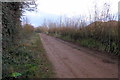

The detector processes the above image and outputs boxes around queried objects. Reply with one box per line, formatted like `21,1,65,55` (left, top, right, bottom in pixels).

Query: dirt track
40,33,118,78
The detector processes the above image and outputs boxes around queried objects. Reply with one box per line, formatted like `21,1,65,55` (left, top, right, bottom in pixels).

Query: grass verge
50,33,119,55
3,33,54,78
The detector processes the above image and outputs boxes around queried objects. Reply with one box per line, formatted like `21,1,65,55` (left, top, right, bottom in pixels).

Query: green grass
3,33,54,78
77,38,105,51
60,36,75,42
53,34,119,55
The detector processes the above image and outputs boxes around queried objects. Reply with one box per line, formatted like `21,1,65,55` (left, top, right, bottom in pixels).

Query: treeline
2,1,53,78
2,1,37,78
2,1,36,50
2,2,22,50
46,20,119,55
36,3,119,55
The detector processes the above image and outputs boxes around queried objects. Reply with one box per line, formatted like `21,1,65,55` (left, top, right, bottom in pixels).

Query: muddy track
39,33,118,78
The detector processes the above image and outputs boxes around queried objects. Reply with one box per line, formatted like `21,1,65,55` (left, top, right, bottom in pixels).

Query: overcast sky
22,0,120,27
